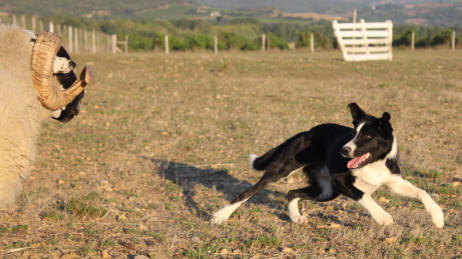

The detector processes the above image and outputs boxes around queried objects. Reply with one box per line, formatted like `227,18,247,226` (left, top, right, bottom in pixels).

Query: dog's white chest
352,161,394,193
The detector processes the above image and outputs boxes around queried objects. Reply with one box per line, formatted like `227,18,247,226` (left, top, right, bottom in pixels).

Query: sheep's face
50,47,86,123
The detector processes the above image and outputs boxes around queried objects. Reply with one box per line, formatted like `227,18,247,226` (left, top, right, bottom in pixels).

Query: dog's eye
363,134,373,140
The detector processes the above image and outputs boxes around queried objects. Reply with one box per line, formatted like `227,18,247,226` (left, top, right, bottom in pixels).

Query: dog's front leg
358,194,394,226
386,178,444,228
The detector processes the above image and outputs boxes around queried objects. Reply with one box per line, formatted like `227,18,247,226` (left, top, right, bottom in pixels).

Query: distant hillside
189,0,373,13
0,0,184,17
190,0,462,26
1,0,462,26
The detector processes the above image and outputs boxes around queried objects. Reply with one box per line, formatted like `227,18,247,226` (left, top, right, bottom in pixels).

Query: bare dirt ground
1,50,461,258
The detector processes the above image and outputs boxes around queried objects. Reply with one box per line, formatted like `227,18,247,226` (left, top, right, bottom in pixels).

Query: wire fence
0,13,112,54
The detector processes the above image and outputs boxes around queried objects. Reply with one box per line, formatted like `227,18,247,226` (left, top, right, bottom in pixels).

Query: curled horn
31,32,91,110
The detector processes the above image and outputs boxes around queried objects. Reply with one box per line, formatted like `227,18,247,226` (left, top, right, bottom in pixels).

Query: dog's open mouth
347,153,371,169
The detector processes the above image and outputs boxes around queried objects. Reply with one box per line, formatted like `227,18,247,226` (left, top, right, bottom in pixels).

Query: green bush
267,32,288,50
185,33,214,50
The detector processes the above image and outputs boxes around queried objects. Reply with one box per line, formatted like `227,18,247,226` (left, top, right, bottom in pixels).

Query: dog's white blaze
343,122,365,156
288,198,306,223
211,198,249,224
316,166,333,200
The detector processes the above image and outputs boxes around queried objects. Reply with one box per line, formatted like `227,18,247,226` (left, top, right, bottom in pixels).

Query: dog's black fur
212,103,444,227
233,103,396,204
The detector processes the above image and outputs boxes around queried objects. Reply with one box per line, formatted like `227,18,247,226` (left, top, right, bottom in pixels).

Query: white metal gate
333,19,393,61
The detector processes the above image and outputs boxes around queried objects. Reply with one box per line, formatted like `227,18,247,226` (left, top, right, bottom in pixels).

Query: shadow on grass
141,157,288,221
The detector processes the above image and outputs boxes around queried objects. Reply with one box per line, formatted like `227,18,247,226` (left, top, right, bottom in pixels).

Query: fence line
1,13,457,55
0,14,112,54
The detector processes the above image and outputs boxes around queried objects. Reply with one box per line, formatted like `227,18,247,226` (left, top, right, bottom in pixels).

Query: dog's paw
376,213,394,226
290,214,307,224
431,207,444,228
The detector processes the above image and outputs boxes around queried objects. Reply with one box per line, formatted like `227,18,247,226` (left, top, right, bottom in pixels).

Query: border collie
212,103,444,228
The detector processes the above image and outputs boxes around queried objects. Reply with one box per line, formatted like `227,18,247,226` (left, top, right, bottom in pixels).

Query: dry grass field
1,50,461,258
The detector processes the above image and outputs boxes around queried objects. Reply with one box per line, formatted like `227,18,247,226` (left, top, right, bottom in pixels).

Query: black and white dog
212,103,444,228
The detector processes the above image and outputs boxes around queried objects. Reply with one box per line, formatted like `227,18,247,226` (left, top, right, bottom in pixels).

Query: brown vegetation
1,50,461,258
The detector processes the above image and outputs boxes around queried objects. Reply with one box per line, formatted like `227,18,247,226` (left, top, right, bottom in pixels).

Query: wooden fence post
31,16,36,32
353,8,357,23
49,21,54,33
39,20,44,33
12,15,17,26
57,23,61,36
74,27,79,53
63,26,67,48
92,30,96,53
165,34,169,54
451,30,456,50
214,35,218,54
124,35,128,53
111,34,117,53
68,25,73,53
411,31,415,51
261,34,266,52
21,15,26,28
310,33,314,53
84,30,88,52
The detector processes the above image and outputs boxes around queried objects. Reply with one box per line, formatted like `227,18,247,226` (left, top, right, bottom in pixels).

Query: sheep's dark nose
340,147,351,157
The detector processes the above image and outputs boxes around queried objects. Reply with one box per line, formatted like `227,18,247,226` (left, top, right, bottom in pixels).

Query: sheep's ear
348,103,366,123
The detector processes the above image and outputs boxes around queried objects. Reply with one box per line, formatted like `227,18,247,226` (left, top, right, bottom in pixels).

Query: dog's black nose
340,147,351,157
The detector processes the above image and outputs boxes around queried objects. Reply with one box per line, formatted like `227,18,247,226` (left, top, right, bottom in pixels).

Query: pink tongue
347,153,369,169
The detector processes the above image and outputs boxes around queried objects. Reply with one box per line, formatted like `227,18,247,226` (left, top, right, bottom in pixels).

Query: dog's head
341,103,396,169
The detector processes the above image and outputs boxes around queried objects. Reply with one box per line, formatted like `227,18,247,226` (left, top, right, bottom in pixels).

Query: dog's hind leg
211,170,282,224
386,178,444,228
287,186,339,223
287,166,339,223
212,162,301,224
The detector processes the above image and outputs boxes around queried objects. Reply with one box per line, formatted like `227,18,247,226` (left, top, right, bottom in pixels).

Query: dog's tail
249,145,281,171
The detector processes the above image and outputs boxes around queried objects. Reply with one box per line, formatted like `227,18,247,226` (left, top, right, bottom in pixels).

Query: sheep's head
31,32,91,122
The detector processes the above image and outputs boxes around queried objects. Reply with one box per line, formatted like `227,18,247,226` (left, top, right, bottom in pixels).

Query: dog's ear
348,103,366,124
378,112,393,133
381,112,391,123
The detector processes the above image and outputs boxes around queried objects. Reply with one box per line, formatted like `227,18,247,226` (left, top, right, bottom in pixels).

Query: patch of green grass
438,184,461,195
183,237,238,258
102,239,116,247
244,234,281,249
61,197,107,218
12,240,27,248
149,231,167,243
123,228,142,235
77,245,98,256
41,209,65,221
11,224,28,233
164,202,177,210
420,169,443,181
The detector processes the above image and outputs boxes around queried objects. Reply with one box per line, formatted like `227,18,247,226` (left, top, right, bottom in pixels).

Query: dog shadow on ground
141,157,290,221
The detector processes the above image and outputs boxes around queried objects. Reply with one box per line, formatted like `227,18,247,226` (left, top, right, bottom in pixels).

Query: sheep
0,25,91,209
